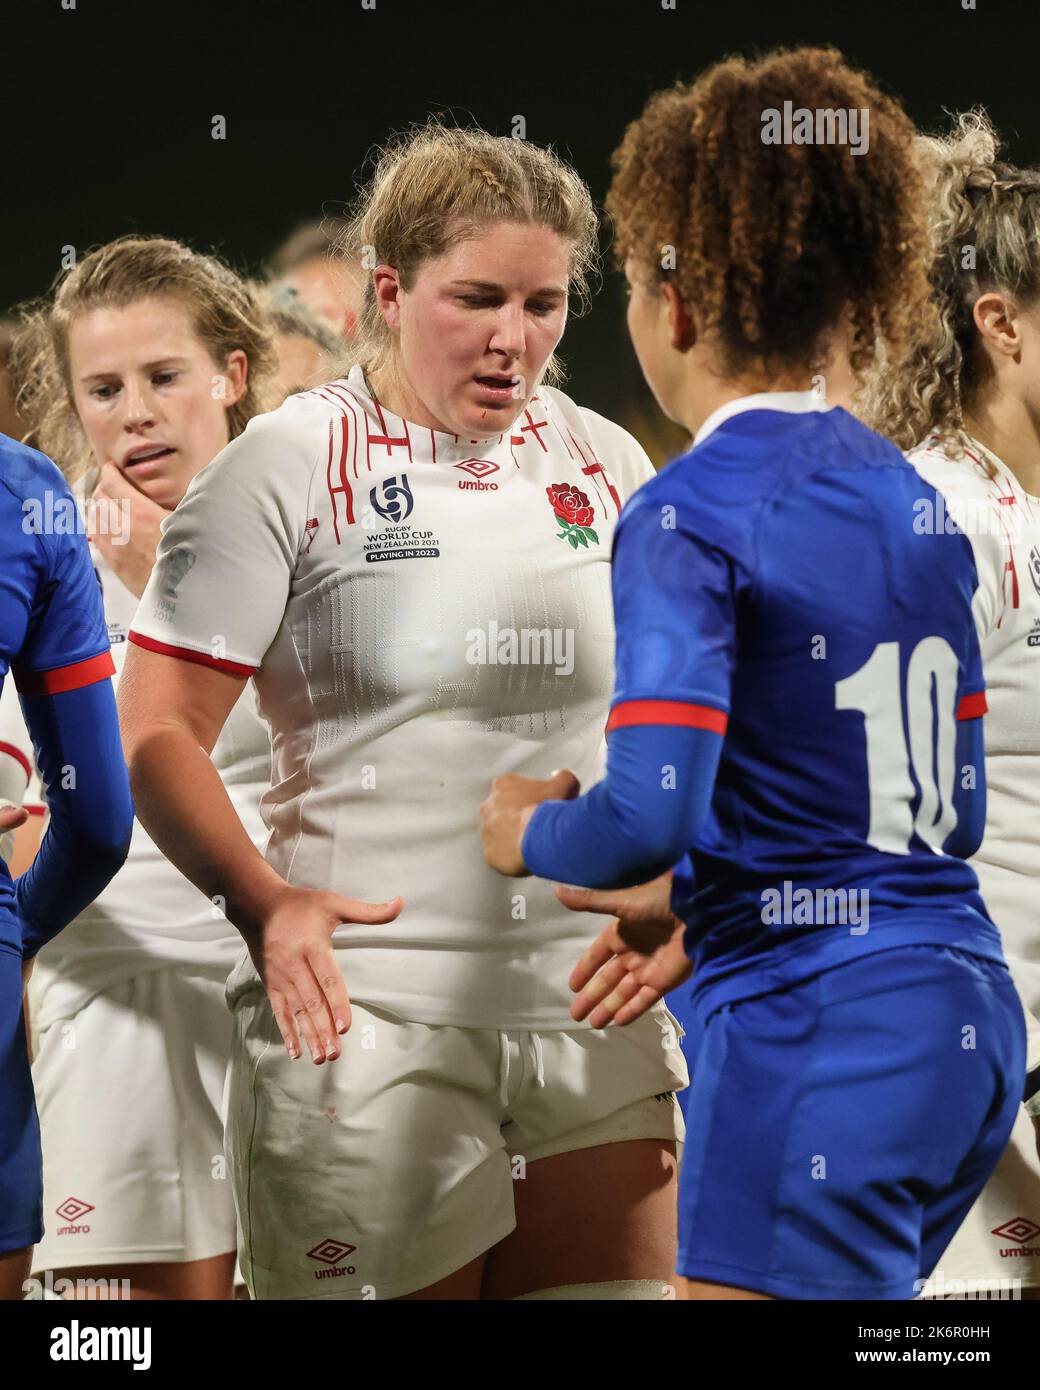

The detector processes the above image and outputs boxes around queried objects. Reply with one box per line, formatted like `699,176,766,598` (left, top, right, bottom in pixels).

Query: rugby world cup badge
369,474,414,524
1028,545,1040,598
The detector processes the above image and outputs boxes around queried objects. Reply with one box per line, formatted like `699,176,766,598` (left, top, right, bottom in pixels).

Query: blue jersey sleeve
0,451,133,955
521,486,739,887
12,494,111,689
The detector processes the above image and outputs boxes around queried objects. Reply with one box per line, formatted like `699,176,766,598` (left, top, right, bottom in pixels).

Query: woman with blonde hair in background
863,111,1040,1299
3,237,277,1299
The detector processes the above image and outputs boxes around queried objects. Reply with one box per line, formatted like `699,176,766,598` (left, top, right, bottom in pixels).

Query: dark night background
3,0,1038,448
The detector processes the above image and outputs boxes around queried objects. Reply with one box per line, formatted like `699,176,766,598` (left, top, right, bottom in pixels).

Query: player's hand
246,885,404,1064
567,873,691,1028
91,462,171,598
480,769,580,877
0,800,29,835
557,871,675,941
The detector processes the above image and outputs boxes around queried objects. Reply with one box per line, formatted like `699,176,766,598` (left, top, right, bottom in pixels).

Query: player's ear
662,280,697,354
372,265,404,333
972,291,1020,360
222,349,249,408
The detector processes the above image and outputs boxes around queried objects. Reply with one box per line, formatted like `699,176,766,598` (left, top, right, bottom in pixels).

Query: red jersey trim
12,651,116,697
24,804,45,816
956,690,988,721
606,699,729,736
127,631,256,679
0,741,31,783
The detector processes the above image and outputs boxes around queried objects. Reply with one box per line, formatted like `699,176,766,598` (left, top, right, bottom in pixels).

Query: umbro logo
55,1196,94,1234
307,1238,355,1265
307,1238,357,1280
455,458,500,492
991,1217,1040,1256
455,458,499,479
56,1197,94,1222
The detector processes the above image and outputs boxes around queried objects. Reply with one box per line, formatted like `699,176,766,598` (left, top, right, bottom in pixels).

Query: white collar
328,365,529,465
693,391,835,448
962,434,1040,505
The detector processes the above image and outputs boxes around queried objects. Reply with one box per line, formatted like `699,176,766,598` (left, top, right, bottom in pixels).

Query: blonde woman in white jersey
864,112,1040,1298
117,123,687,1302
2,238,276,1299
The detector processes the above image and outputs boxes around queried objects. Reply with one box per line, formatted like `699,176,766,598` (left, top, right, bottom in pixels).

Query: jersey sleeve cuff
606,698,729,736
128,630,257,678
0,742,32,783
12,650,116,697
956,690,987,721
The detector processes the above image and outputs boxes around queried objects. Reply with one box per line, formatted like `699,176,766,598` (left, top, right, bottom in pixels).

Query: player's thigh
51,1252,235,1300
398,1251,488,1300
0,1245,32,1301
481,1136,679,1300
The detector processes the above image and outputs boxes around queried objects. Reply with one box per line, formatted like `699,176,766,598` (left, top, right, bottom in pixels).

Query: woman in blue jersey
0,432,133,1299
481,47,1027,1301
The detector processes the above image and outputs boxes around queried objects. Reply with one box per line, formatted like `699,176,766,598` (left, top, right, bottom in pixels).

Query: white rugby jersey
16,546,271,1031
909,435,1040,1067
0,675,42,865
130,367,656,1028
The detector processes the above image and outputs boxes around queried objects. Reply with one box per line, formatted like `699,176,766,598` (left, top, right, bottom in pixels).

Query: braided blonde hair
861,111,1040,456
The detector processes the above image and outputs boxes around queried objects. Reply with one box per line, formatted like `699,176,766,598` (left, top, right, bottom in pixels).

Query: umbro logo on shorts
307,1238,357,1280
55,1196,94,1234
991,1217,1040,1257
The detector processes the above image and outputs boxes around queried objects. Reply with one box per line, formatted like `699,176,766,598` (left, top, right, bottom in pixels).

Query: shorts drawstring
498,1032,510,1107
499,1032,546,1108
530,1032,546,1089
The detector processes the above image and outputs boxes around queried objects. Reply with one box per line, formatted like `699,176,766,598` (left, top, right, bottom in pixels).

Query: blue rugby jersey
522,393,1003,1014
0,433,129,956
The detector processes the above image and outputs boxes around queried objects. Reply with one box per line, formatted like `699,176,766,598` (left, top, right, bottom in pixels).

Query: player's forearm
522,723,722,888
127,725,284,937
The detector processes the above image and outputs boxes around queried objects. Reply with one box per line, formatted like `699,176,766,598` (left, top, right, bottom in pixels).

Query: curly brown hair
11,235,279,486
606,47,935,388
861,110,1040,456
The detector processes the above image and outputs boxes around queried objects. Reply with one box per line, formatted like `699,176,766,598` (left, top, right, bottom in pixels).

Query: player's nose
488,302,526,359
120,378,158,431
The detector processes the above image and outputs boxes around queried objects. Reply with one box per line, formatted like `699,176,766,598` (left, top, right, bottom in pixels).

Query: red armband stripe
0,741,31,782
128,631,257,678
13,651,116,696
606,699,729,736
956,690,987,721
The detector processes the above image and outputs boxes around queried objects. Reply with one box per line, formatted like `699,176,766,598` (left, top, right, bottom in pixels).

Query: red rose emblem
546,483,595,529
